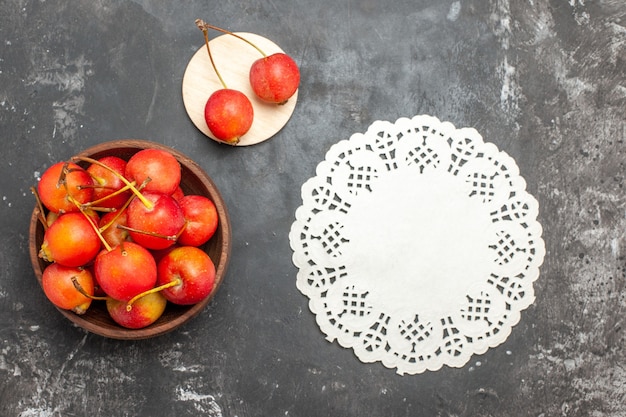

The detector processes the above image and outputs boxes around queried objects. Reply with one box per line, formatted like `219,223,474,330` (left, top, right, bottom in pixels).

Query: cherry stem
116,224,179,242
98,194,135,233
58,164,113,252
73,156,154,210
79,181,135,208
195,19,228,89
177,220,189,240
71,276,109,301
126,278,182,311
195,20,267,57
86,207,117,213
57,161,70,190
30,186,49,231
70,195,112,252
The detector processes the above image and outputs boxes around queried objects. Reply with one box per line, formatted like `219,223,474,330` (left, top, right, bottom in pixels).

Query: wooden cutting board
182,32,298,146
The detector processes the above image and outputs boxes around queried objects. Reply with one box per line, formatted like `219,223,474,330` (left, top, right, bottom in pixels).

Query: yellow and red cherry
38,161,94,213
39,212,102,267
42,263,95,314
106,291,167,329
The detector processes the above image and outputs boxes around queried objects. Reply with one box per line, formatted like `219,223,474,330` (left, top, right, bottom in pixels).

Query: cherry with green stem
74,156,154,209
72,274,179,314
195,20,300,105
195,19,254,144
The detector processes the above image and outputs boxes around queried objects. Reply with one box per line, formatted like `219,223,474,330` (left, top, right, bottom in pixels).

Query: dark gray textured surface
1,0,624,416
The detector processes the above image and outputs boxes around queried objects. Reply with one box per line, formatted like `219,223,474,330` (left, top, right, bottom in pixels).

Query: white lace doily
289,115,545,375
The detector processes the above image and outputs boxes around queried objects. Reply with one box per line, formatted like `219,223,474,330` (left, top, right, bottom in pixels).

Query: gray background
1,0,624,416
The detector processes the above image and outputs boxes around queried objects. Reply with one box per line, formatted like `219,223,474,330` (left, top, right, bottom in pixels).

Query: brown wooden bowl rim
29,139,232,340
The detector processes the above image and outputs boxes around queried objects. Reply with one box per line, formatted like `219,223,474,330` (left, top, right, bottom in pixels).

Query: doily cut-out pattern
289,115,545,375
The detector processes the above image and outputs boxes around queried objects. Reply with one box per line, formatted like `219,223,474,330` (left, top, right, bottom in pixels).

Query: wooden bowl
28,139,232,340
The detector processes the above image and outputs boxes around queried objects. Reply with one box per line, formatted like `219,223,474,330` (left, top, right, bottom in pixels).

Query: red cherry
99,211,130,249
94,242,157,302
204,89,254,144
249,53,300,104
126,191,185,250
86,156,131,209
37,161,94,213
171,186,185,202
125,149,181,195
157,246,216,305
177,195,219,247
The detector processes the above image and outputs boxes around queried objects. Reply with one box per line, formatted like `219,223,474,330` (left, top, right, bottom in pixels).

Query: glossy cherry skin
157,246,216,305
93,242,157,302
86,156,131,209
125,149,181,195
204,89,253,144
177,195,219,247
107,292,167,329
249,53,300,104
42,263,95,314
126,191,186,250
39,212,101,267
38,161,94,213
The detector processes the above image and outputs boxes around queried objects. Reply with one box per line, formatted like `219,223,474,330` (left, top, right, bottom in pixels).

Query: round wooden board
182,32,298,146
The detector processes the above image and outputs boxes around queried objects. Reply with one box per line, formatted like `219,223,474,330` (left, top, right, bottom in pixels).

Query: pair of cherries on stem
195,20,300,145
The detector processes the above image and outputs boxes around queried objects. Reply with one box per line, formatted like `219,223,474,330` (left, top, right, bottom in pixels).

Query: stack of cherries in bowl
29,140,231,339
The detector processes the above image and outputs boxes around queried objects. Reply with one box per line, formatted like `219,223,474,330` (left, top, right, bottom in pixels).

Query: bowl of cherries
28,139,231,340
